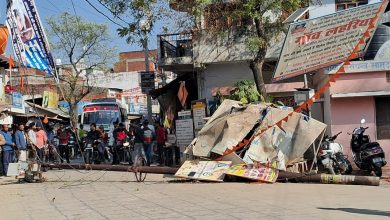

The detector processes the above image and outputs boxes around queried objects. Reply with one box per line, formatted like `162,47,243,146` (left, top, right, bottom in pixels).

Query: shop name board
324,60,390,74
273,2,387,81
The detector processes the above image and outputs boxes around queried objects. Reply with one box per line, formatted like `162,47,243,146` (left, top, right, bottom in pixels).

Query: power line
83,0,126,28
96,0,128,24
70,0,78,18
45,0,62,13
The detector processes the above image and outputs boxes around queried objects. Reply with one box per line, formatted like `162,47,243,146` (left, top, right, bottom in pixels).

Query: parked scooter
318,131,352,175
350,119,387,177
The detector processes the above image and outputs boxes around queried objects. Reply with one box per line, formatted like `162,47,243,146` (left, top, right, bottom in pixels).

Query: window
375,97,390,139
336,0,368,11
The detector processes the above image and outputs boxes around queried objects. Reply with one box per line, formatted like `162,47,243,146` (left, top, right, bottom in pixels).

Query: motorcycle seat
360,142,380,151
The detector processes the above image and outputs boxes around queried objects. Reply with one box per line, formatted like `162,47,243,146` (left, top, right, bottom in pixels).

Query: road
0,170,389,220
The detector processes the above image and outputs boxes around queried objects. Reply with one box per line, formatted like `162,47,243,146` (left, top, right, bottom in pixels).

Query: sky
0,0,162,65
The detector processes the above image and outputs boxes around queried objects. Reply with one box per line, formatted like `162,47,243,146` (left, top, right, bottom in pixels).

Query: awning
26,101,69,119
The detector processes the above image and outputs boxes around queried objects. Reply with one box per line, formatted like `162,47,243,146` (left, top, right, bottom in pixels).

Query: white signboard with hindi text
273,2,388,82
176,119,194,147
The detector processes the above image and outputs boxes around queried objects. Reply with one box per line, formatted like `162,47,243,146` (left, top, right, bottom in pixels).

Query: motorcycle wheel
373,166,382,177
344,160,353,175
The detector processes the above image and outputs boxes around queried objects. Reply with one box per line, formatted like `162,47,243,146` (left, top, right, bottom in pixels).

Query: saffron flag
0,26,8,55
6,0,54,75
177,81,188,108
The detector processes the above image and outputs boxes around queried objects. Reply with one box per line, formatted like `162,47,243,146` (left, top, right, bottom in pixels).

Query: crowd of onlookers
0,118,180,177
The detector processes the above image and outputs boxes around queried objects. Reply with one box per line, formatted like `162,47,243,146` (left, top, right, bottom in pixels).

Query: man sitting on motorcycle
98,125,109,162
112,123,128,165
85,123,101,164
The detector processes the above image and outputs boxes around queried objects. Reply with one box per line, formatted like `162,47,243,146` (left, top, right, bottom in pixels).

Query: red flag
282,116,289,122
177,81,188,108
344,60,351,65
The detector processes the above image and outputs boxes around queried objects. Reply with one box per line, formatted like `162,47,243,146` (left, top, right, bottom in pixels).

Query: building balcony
157,33,194,72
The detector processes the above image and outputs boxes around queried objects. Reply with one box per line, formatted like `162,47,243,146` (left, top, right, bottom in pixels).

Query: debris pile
174,100,380,186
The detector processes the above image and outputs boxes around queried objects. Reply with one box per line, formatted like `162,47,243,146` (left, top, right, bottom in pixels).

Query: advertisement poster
12,92,23,108
175,161,232,182
42,91,59,109
6,0,55,74
192,100,207,131
273,2,388,81
226,164,279,183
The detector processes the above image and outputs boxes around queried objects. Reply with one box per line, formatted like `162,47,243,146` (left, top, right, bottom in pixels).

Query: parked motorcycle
318,131,352,175
350,119,387,177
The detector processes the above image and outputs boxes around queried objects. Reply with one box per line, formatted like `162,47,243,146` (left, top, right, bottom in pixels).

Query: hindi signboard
140,71,155,93
273,2,388,82
176,118,194,147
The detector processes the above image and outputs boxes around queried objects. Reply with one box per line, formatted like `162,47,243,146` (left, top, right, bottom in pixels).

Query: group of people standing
0,118,180,176
0,122,49,176
111,119,178,167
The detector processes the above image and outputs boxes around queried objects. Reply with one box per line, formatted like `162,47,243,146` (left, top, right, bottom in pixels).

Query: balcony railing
159,33,193,60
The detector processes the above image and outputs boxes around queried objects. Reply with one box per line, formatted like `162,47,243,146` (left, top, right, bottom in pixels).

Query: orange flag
0,26,7,55
313,92,321,100
177,81,188,108
337,66,345,74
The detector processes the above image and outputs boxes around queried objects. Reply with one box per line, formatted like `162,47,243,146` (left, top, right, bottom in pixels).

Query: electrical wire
83,0,126,28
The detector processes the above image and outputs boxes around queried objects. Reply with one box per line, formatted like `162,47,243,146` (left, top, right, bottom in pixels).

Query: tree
186,0,308,101
98,0,307,101
47,13,115,126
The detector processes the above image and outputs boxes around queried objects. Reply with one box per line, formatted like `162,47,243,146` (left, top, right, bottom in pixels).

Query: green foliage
228,80,264,104
47,13,115,125
99,0,194,46
47,12,115,70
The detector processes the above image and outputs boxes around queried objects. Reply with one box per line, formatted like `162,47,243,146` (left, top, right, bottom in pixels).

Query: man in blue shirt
1,124,16,175
15,124,27,162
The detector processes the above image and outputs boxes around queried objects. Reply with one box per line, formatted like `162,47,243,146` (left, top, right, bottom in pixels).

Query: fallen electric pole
41,163,178,175
42,164,380,186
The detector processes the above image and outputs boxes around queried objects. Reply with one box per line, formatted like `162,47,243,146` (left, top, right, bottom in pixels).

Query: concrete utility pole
141,19,153,123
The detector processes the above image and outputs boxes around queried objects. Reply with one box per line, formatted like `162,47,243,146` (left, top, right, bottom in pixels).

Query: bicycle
130,141,147,182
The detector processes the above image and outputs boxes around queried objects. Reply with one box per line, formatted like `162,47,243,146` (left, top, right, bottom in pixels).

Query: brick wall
114,50,157,72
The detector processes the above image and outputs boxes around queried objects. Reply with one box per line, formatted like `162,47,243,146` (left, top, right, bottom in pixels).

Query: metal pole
41,163,179,174
143,34,153,122
277,171,380,186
